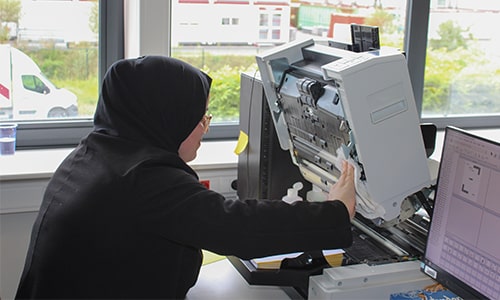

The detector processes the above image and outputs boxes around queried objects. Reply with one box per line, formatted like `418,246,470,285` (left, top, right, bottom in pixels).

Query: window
271,29,280,40
259,14,268,26
4,0,98,121
420,0,500,128
8,0,499,149
4,0,123,148
259,29,268,40
272,14,281,26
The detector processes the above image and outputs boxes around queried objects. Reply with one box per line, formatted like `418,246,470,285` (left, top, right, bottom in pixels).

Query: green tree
0,0,21,42
429,20,472,51
423,48,469,113
422,21,499,115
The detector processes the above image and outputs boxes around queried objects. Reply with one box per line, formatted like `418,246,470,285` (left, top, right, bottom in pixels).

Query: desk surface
187,258,294,299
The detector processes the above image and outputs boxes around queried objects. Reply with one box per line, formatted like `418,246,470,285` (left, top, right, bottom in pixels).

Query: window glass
22,75,48,94
423,0,500,118
1,0,99,122
272,14,281,27
171,0,408,124
259,14,269,26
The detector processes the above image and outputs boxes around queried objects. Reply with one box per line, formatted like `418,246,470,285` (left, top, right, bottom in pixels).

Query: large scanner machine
256,39,432,226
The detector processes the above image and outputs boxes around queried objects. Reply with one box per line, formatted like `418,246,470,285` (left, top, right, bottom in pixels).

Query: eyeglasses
200,114,212,134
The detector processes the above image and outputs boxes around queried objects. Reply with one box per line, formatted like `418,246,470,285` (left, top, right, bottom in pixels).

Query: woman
16,56,356,299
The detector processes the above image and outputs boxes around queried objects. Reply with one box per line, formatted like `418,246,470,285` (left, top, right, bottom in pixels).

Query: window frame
14,0,500,149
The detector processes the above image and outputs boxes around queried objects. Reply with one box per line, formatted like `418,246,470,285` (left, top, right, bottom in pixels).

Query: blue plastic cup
0,123,18,155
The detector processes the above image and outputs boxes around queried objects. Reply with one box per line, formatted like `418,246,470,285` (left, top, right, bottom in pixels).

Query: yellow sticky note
234,130,249,155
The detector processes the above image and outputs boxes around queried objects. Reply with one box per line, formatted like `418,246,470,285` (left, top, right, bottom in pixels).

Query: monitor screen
421,126,500,300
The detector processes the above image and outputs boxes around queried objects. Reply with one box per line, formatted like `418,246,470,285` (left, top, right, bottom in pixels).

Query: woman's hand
328,160,356,219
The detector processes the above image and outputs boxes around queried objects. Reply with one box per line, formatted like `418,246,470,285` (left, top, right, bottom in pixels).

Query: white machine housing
256,39,432,225
308,260,435,299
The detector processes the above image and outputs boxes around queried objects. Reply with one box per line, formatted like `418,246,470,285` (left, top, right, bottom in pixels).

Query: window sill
0,140,238,181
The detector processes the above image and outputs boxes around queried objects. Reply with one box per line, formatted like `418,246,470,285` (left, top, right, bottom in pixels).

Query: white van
0,44,78,120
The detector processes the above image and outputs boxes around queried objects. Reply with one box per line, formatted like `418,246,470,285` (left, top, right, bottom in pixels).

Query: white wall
0,211,39,299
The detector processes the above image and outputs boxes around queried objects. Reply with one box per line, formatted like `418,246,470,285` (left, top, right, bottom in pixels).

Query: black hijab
94,56,212,153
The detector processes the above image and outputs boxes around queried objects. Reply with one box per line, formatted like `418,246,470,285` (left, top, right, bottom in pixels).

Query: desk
187,258,299,299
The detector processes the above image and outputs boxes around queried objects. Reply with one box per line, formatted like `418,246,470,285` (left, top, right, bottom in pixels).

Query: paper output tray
227,255,328,297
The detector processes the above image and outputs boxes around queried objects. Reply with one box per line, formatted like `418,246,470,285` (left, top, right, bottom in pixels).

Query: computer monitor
421,126,500,300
